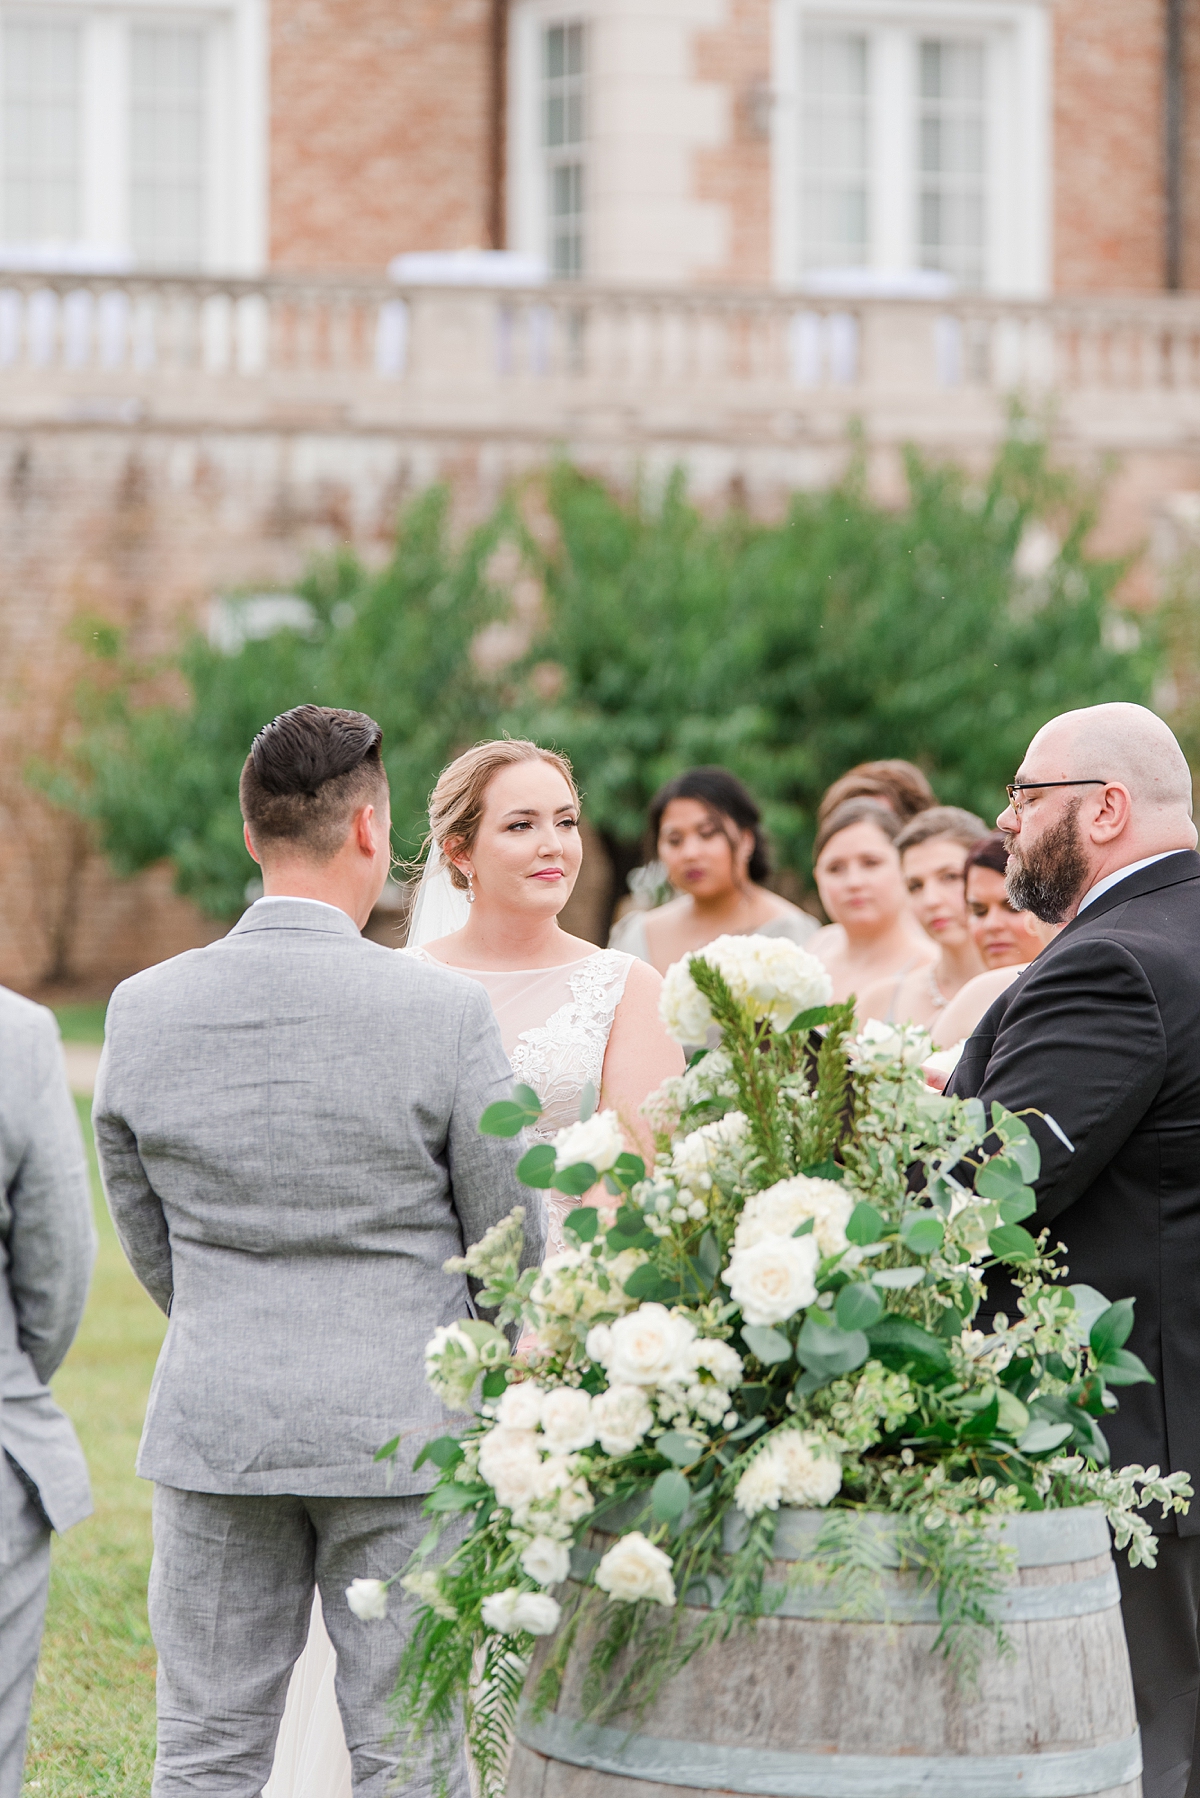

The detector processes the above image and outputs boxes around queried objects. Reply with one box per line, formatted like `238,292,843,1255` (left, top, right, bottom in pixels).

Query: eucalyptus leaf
741,1324,793,1366
871,1266,925,1289
847,1202,886,1247
563,1206,599,1243
835,1282,883,1332
796,1317,870,1376
651,1468,690,1522
1018,1417,1074,1456
900,1213,944,1257
987,1223,1040,1264
1067,1284,1111,1337
656,1431,703,1467
578,1080,598,1122
516,1143,556,1188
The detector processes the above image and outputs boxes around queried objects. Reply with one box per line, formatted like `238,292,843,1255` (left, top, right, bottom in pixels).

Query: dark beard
1005,798,1090,923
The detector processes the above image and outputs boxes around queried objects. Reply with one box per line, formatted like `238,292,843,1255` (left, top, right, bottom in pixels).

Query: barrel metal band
568,1548,1120,1624
516,1712,1143,1798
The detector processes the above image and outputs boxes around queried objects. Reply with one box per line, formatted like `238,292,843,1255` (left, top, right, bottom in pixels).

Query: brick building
2,0,1200,994
2,0,1191,295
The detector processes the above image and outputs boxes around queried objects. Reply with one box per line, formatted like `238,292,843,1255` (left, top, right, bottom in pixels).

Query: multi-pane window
918,40,986,288
542,21,585,279
1,19,81,244
800,31,869,272
131,27,206,269
788,13,1037,295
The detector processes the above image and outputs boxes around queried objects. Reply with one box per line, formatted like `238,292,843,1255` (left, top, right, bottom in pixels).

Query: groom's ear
243,821,262,866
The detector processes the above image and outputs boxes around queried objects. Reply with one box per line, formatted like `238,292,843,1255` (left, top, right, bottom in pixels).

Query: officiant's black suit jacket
947,849,1200,1531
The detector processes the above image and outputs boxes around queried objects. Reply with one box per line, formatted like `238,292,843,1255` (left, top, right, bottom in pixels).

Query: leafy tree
508,439,1154,892
43,489,508,917
43,437,1156,925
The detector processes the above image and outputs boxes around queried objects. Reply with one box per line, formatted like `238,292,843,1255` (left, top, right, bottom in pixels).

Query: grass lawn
49,1004,109,1047
21,1098,165,1795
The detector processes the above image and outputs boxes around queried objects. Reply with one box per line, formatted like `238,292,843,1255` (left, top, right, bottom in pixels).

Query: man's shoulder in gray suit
107,898,484,1024
0,984,59,1050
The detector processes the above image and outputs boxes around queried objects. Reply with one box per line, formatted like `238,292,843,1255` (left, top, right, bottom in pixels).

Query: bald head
1027,704,1193,817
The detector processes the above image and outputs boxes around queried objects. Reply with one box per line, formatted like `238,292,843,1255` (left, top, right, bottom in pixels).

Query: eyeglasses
1005,779,1107,817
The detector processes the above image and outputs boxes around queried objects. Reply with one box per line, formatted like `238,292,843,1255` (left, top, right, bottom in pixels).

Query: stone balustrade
2,272,1200,450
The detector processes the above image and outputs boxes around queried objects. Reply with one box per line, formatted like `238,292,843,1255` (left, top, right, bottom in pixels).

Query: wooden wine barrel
509,1503,1141,1798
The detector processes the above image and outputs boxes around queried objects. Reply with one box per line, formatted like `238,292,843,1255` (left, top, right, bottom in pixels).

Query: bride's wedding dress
265,944,634,1795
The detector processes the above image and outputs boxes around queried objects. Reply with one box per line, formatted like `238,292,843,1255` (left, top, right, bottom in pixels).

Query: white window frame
771,0,1051,297
508,0,590,281
0,0,265,274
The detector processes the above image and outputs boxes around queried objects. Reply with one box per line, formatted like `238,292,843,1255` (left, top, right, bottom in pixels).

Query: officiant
947,703,1200,1798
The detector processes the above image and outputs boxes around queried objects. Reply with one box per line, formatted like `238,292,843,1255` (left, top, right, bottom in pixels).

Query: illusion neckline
412,947,612,977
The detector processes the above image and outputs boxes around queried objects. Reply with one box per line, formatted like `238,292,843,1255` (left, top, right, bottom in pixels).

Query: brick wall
270,0,497,271
692,0,772,286
1053,0,1166,292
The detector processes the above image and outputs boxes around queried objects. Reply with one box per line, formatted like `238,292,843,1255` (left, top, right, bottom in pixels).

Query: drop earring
465,870,476,904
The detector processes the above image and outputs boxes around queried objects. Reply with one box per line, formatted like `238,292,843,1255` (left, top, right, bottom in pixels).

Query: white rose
552,1110,624,1176
520,1535,572,1586
480,1587,562,1637
734,1174,854,1260
539,1387,596,1456
345,1577,388,1621
724,1233,819,1327
530,1456,594,1527
588,1304,697,1388
477,1427,543,1513
591,1383,655,1456
595,1531,676,1607
659,958,715,1046
734,1450,785,1518
495,1381,545,1432
773,1430,842,1507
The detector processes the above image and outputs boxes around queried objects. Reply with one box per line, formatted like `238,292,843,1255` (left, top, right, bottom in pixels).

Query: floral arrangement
361,934,1191,1796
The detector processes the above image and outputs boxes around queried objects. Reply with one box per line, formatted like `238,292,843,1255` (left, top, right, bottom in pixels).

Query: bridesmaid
807,799,937,1006
611,767,818,973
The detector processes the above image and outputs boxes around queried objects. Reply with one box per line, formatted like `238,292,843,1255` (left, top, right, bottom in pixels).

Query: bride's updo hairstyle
426,738,580,891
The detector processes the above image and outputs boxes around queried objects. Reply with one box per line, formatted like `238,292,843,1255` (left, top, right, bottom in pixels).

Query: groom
947,703,1200,1798
94,705,540,1796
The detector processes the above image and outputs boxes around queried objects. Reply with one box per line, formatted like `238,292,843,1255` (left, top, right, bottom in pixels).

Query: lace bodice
404,947,634,1254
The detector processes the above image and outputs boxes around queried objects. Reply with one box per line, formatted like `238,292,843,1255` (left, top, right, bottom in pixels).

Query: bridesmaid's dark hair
648,767,772,884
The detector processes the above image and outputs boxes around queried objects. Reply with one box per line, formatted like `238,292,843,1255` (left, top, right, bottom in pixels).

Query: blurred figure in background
816,759,936,828
808,799,936,1004
610,767,818,974
931,832,1060,1048
859,806,988,1026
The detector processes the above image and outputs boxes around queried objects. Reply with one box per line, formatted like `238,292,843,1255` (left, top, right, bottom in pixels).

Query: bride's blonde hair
426,738,580,891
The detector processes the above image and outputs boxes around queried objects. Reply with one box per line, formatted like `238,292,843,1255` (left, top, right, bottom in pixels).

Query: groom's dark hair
240,705,386,861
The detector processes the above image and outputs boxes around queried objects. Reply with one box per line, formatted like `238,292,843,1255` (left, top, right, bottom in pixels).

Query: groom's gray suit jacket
93,898,540,1498
0,987,95,1556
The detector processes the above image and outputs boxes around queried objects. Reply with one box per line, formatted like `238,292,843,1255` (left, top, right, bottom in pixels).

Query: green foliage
510,437,1152,874
39,433,1154,920
42,488,509,916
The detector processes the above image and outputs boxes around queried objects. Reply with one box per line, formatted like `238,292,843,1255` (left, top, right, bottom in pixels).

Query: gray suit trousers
149,1484,468,1798
0,1453,52,1798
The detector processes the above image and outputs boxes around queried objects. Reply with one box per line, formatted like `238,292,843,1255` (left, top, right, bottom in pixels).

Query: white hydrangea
670,1112,749,1195
594,1531,676,1607
480,1588,562,1637
734,1174,854,1260
849,1018,933,1072
424,1322,481,1409
655,1336,746,1429
399,1570,457,1620
539,1387,596,1456
528,1247,645,1352
724,1232,819,1327
641,1051,740,1139
592,1383,655,1456
734,1430,842,1517
659,935,832,1045
587,1304,697,1389
476,1427,543,1514
552,1110,624,1178
519,1535,572,1587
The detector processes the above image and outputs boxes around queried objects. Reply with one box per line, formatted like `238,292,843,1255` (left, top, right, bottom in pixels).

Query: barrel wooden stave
510,1506,1141,1798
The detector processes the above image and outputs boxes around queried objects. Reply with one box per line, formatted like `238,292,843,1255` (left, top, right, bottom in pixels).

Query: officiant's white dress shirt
1076,853,1177,915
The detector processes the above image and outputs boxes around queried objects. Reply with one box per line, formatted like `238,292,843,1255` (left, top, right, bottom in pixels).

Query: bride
265,738,683,1798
